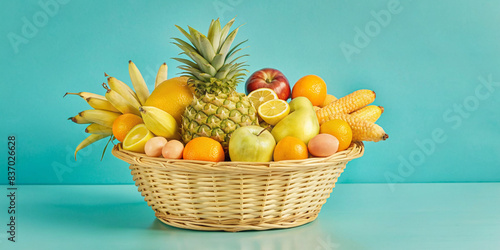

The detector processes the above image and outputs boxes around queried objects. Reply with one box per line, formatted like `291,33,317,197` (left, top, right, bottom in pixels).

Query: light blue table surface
1,183,499,250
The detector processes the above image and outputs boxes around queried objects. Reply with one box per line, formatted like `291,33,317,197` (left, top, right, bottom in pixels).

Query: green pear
271,97,320,144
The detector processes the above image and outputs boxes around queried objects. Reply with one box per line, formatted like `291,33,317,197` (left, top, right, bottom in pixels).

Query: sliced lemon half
122,124,154,153
248,88,278,110
258,99,290,125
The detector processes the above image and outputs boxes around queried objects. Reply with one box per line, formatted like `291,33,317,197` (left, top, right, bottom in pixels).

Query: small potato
162,140,184,159
308,134,339,157
144,137,168,157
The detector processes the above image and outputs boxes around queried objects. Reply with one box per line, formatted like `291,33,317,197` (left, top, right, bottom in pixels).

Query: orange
320,119,353,151
273,136,308,161
144,77,194,125
320,94,337,108
292,75,327,106
112,114,144,142
183,137,225,162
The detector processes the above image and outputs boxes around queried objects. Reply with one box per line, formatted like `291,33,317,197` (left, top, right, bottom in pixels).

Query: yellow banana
69,114,90,124
65,91,120,112
74,133,109,160
155,62,168,88
103,83,141,115
107,76,141,109
128,60,150,104
64,92,105,100
139,106,180,139
86,97,120,112
78,109,121,127
85,123,113,134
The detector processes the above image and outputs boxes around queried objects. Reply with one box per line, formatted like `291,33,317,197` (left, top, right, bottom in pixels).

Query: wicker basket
112,141,364,232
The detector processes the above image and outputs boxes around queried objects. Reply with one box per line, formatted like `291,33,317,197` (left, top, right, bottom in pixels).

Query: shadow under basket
112,142,364,232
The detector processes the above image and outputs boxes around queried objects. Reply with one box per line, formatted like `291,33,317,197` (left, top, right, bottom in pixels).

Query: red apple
245,68,291,100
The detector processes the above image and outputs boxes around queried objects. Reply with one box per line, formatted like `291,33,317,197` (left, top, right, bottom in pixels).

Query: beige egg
307,133,339,157
144,137,168,157
162,140,184,159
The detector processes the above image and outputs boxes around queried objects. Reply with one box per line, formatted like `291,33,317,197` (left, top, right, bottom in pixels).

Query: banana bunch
66,61,169,159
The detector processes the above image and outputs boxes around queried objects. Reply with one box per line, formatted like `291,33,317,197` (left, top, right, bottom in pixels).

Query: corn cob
351,105,384,123
331,113,388,142
316,89,376,124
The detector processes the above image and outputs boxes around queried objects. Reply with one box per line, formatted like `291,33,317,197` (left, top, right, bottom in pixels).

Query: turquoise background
1,0,499,185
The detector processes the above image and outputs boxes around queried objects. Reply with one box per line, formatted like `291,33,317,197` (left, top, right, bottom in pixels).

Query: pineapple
173,18,258,150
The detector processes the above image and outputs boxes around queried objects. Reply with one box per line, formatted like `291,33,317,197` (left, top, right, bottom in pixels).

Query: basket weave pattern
112,142,364,232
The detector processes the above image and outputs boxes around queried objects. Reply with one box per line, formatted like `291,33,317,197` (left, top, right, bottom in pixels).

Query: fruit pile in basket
66,18,388,162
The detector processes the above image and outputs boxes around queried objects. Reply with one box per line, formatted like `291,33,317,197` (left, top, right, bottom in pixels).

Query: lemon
320,119,352,151
248,88,278,110
144,77,194,125
122,124,154,153
258,99,290,125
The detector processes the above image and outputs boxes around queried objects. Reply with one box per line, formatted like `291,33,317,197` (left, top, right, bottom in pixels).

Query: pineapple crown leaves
172,18,249,95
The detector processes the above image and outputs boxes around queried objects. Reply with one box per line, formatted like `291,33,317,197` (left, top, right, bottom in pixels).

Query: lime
122,124,154,153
